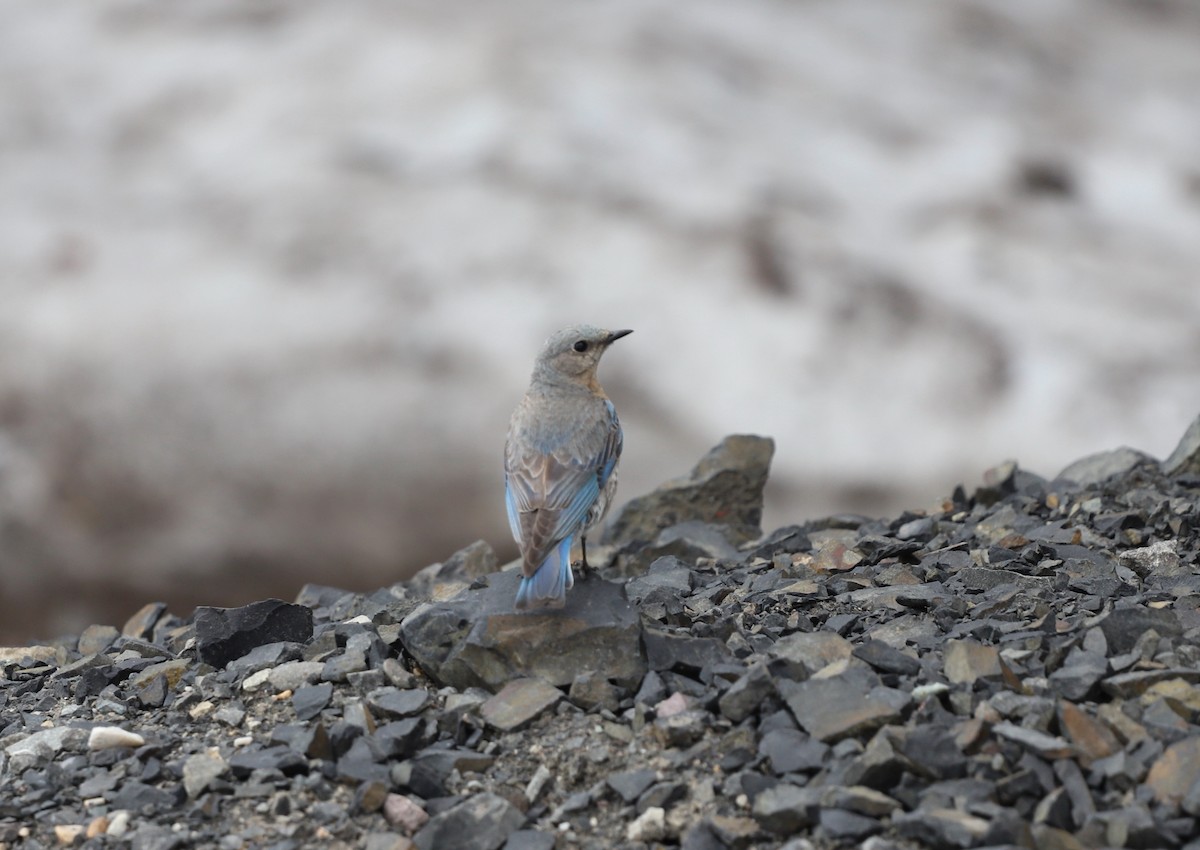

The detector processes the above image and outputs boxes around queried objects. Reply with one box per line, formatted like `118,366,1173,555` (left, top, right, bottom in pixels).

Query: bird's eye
573,340,589,352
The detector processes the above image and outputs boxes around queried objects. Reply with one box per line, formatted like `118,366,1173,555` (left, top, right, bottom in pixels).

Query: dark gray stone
1098,606,1182,655
413,792,524,850
758,729,827,775
607,769,657,803
504,831,556,850
818,807,882,841
625,556,695,604
1048,648,1107,701
892,808,990,849
194,599,314,669
718,663,775,722
368,687,430,718
852,639,921,676
228,745,308,777
399,569,644,691
603,434,775,546
1057,446,1156,486
643,628,732,674
782,669,910,742
226,641,305,676
1162,413,1200,476
292,683,334,721
752,784,820,834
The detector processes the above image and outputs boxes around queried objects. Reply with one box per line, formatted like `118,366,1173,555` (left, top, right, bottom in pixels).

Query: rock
399,569,644,691
644,629,732,674
122,602,168,639
852,639,921,676
1162,413,1200,476
0,644,61,666
818,807,882,842
625,556,695,604
1098,606,1182,655
1057,700,1120,765
480,678,562,731
821,786,901,817
892,808,990,849
943,639,1005,685
384,794,430,835
1118,540,1184,578
603,435,775,546
1146,737,1200,808
78,624,120,655
368,688,431,719
607,769,658,804
504,831,556,850
292,682,334,720
408,539,498,600
626,806,667,842
782,668,910,742
568,672,621,713
194,599,314,669
4,727,88,771
183,749,228,798
718,664,776,722
1048,648,1107,701
769,631,853,679
992,722,1074,759
412,793,524,850
705,815,762,848
759,729,828,775
752,784,819,834
265,660,326,692
1057,446,1155,486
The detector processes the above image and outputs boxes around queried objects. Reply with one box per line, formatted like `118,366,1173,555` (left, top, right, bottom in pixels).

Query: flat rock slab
782,670,911,742
769,631,853,678
400,569,644,691
413,792,524,850
944,639,1004,685
480,678,562,731
1145,737,1200,807
993,722,1074,760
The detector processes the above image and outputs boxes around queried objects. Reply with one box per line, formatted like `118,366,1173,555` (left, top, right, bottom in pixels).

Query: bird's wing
505,399,622,574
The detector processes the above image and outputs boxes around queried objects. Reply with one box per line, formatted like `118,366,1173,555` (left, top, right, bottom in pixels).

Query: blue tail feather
515,536,573,611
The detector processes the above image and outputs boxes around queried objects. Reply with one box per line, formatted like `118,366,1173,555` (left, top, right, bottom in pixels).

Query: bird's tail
515,536,574,611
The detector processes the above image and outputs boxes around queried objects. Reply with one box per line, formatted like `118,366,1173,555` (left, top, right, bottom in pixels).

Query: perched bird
504,325,632,610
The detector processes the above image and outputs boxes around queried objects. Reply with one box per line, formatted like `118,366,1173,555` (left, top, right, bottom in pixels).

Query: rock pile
2,425,1200,850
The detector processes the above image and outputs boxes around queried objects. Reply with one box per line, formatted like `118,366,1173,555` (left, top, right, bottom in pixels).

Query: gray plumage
504,325,631,610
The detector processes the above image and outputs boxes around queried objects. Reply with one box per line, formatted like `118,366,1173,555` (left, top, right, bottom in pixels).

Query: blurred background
2,0,1199,643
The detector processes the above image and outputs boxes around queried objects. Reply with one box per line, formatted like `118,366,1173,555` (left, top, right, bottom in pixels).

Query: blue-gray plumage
505,325,631,610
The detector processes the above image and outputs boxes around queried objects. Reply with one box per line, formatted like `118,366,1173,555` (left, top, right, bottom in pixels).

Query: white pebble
87,727,144,751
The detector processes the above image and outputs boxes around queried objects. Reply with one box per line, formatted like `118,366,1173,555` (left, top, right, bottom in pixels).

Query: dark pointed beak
606,329,633,344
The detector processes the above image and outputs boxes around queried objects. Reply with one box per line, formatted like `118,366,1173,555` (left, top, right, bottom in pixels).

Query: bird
504,325,631,611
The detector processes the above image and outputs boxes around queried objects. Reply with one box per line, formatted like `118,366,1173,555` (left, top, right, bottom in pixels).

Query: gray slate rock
1162,412,1200,476
1098,606,1181,655
782,669,911,742
413,792,524,850
399,569,644,691
752,784,820,834
603,434,775,546
194,599,314,669
1057,446,1155,487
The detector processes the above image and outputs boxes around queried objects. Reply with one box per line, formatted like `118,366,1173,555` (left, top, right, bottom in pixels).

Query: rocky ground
5,0,1200,643
3,419,1200,850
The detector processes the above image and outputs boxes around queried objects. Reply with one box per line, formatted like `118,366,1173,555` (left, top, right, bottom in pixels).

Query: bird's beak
606,329,633,344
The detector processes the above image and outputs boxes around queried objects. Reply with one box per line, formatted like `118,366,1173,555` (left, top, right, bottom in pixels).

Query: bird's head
535,325,632,382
